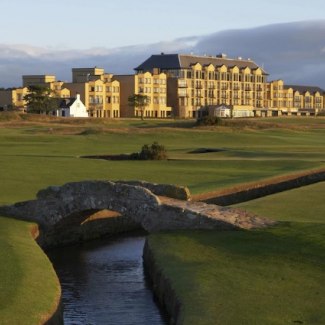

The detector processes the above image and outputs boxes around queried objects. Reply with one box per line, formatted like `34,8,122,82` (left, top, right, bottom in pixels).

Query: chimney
216,53,227,58
76,92,80,100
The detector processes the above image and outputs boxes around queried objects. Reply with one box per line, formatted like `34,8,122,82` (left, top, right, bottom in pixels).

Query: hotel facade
0,53,324,118
135,53,325,118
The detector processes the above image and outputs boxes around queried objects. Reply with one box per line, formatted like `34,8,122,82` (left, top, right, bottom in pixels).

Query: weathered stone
0,180,275,246
116,180,191,201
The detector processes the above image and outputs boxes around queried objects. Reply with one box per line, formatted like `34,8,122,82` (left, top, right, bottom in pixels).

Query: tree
130,142,168,160
128,94,150,120
24,85,59,114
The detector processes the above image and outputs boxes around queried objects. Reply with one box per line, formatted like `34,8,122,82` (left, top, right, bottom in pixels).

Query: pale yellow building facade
135,53,268,118
114,71,172,118
0,87,29,111
64,68,120,118
267,80,325,115
135,53,325,118
1,54,324,118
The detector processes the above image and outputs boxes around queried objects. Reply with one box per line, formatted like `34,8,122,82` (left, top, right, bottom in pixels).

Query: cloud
0,20,324,89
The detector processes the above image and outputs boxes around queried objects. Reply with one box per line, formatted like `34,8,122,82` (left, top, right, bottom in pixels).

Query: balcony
178,80,188,88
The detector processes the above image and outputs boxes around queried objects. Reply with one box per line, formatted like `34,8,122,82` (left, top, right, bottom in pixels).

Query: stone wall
143,240,182,325
195,169,325,206
116,180,191,201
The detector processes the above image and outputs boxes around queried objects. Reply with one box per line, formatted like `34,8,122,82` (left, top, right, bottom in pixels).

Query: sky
0,1,324,88
0,0,324,49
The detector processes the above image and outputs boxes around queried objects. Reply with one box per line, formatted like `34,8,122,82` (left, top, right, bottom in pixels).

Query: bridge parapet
0,180,275,245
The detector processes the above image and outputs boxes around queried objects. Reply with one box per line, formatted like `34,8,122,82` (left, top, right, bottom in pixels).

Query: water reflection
48,233,167,325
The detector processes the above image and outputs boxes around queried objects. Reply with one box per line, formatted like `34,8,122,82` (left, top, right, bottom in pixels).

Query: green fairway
0,114,325,324
147,223,325,325
1,116,325,204
235,182,325,223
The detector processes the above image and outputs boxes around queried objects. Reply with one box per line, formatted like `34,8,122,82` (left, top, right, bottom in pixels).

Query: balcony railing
178,80,188,88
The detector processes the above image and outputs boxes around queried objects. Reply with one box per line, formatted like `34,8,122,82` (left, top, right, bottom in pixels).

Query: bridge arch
0,180,274,247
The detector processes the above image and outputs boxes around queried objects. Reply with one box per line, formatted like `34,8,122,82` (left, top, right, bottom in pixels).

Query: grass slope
0,217,60,325
235,182,325,223
147,182,325,324
148,223,325,325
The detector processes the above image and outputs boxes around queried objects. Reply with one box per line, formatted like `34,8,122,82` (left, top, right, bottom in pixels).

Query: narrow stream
47,233,167,325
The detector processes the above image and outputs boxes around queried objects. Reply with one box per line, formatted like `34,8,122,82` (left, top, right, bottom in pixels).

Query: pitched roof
284,84,325,94
135,54,267,74
59,98,76,109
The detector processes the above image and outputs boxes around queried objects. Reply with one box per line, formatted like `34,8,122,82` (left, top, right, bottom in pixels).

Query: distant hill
0,20,324,89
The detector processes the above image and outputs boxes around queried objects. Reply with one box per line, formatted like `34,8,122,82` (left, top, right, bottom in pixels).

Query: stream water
47,233,167,325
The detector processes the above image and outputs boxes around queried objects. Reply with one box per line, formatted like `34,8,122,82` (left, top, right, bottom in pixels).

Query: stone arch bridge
0,181,273,247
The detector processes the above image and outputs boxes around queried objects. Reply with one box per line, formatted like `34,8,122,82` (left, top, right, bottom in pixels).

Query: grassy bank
147,222,325,324
235,181,325,223
147,181,325,324
0,216,60,325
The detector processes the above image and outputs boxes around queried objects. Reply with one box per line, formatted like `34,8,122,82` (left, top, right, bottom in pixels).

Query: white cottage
56,94,88,117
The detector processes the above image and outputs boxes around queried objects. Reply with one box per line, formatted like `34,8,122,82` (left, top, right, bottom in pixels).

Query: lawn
1,116,325,204
235,182,325,223
0,216,60,325
147,183,325,324
0,114,325,324
148,222,325,325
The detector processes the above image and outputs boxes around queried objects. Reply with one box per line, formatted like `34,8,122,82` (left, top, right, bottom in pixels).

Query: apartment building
0,87,28,111
267,80,325,115
64,68,120,118
114,71,172,118
135,53,325,118
0,75,69,111
23,75,71,98
135,53,268,118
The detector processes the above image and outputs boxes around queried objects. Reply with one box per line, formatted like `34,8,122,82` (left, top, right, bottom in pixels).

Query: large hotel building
0,53,324,117
135,53,325,118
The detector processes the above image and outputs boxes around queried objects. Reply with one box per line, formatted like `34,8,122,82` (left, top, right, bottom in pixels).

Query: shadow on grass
170,222,325,268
